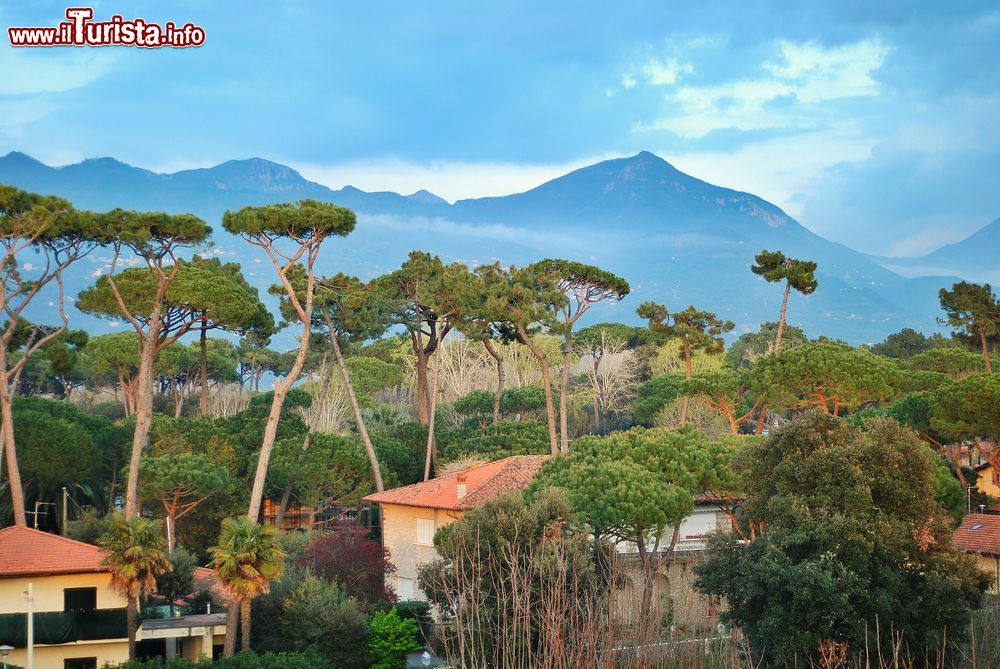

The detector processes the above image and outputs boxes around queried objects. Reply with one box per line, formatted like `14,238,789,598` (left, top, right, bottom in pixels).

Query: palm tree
99,514,171,659
209,517,285,656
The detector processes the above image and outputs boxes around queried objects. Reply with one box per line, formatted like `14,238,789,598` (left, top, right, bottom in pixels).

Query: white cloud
764,39,889,102
642,57,692,86
638,38,888,139
292,153,625,202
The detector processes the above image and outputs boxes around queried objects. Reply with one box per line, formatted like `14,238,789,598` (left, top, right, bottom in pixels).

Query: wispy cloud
636,38,889,139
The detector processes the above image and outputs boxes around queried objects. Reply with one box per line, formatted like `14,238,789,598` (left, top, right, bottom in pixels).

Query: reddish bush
298,521,396,609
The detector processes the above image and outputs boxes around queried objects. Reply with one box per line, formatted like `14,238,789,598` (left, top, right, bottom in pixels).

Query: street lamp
0,644,13,669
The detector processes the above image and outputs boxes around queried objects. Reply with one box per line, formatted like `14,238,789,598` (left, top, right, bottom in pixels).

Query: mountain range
0,150,991,345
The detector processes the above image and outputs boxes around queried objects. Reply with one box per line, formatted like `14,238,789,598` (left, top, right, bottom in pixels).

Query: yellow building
974,461,1000,499
362,455,548,600
0,526,228,668
952,513,1000,594
0,526,131,669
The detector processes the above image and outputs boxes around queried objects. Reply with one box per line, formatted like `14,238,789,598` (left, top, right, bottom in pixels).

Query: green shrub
105,648,330,668
393,599,433,642
441,420,548,462
369,609,422,669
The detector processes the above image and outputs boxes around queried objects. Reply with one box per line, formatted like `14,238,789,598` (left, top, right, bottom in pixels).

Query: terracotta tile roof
192,566,230,604
0,525,109,577
952,514,1000,557
363,455,549,511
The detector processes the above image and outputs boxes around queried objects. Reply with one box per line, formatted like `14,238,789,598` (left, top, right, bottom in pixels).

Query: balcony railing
0,608,128,647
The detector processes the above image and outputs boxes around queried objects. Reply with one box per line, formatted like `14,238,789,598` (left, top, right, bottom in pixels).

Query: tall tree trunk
0,353,27,525
302,350,331,451
775,280,792,355
328,324,384,491
518,325,558,455
274,485,293,531
199,321,209,415
635,536,657,654
559,331,573,453
223,599,239,657
413,343,431,426
125,322,160,519
240,598,252,652
679,337,692,424
980,327,993,374
483,339,504,425
755,404,767,435
592,349,603,433
127,593,138,659
423,349,441,481
246,326,311,521
173,384,184,418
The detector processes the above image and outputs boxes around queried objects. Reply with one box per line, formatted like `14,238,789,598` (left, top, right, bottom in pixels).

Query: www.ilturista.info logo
8,7,205,48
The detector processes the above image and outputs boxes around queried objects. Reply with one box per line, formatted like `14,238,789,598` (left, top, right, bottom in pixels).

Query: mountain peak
177,158,317,194
406,189,448,205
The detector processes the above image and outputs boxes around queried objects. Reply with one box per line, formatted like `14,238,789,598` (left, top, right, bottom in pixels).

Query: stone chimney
456,474,467,501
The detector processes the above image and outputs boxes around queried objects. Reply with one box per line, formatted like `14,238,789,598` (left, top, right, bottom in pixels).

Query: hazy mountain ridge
869,217,1000,284
0,150,968,344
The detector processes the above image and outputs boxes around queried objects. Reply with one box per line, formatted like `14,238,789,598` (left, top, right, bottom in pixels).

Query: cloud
641,57,692,86
637,38,888,139
291,153,625,202
764,39,889,102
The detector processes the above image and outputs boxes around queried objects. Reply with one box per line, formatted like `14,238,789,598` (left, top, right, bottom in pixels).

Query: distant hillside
872,217,1000,285
0,150,960,344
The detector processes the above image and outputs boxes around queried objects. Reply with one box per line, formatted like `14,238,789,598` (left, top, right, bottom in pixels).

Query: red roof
363,455,549,511
952,514,1000,557
0,525,109,577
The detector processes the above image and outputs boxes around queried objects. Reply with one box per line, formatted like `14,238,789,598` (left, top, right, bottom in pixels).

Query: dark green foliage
499,385,546,416
938,281,1000,365
452,390,494,421
632,373,684,425
441,420,549,462
871,328,953,360
909,347,987,379
14,408,100,492
66,506,114,545
453,386,547,426
727,321,809,369
253,569,369,669
392,600,432,644
695,412,989,666
156,547,197,614
575,322,661,349
751,250,818,294
368,609,422,669
104,648,330,669
372,433,421,486
752,341,900,414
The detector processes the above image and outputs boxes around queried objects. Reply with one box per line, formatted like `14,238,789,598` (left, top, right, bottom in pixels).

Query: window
416,518,435,545
397,576,415,600
64,587,97,612
65,658,97,669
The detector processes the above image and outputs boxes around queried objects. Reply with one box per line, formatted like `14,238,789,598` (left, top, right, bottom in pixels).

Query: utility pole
62,487,68,535
26,583,34,669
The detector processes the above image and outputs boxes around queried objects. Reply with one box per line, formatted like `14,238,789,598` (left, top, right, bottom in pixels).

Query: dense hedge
107,649,332,669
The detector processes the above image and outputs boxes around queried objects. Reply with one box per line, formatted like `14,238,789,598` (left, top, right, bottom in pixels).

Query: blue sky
1,1,998,256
